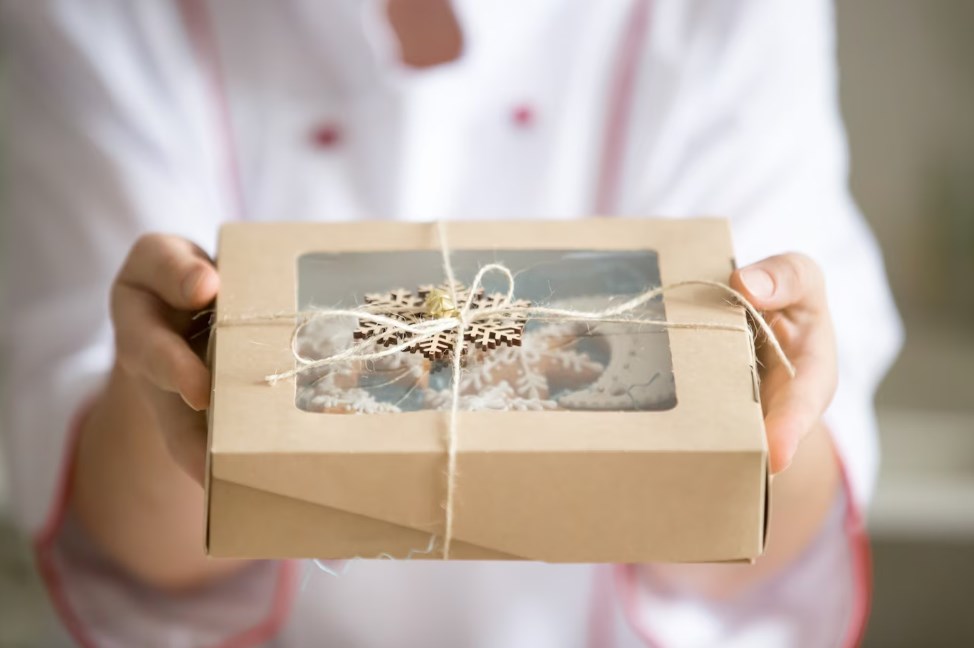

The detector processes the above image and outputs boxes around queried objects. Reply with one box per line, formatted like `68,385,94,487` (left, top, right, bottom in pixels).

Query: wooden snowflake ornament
353,288,425,347
353,281,529,361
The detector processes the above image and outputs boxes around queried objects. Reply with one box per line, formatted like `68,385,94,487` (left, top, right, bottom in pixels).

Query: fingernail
182,268,204,303
740,268,775,299
181,393,202,412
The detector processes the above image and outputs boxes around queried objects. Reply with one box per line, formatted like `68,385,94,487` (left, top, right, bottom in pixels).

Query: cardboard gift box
205,218,769,563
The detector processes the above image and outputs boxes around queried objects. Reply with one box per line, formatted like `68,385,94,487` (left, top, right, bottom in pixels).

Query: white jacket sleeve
619,0,903,506
1,0,229,538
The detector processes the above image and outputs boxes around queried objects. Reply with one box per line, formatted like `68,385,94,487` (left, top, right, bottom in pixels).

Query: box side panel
455,449,767,562
208,448,765,563
206,478,518,561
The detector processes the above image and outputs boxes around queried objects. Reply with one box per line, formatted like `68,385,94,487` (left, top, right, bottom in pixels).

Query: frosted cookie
457,324,604,401
546,297,677,411
298,388,403,414
295,313,431,410
425,382,558,411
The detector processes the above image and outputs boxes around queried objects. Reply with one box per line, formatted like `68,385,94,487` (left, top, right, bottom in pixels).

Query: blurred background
837,2,974,646
0,1,972,646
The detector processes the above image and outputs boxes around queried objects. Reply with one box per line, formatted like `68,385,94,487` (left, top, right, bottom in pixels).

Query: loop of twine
217,221,794,560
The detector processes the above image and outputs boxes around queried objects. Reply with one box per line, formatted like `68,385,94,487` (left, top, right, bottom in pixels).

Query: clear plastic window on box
295,250,677,413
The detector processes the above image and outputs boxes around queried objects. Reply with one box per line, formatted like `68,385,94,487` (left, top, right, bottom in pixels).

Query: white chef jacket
1,1,902,647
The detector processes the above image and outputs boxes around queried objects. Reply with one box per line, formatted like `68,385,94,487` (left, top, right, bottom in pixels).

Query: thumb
731,253,828,315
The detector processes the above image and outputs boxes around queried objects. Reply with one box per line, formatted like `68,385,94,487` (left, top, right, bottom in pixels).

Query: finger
119,234,219,310
113,284,212,410
143,388,208,484
763,351,836,473
731,253,827,316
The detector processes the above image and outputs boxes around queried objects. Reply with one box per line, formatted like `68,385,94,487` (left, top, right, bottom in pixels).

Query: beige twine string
218,221,795,560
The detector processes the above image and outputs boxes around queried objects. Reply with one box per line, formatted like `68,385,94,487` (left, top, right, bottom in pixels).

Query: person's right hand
110,234,219,484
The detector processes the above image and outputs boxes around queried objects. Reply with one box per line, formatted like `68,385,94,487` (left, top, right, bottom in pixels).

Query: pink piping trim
32,400,298,648
614,562,661,648
594,0,652,214
587,564,618,648
838,457,872,648
33,399,99,648
614,455,873,648
178,0,249,221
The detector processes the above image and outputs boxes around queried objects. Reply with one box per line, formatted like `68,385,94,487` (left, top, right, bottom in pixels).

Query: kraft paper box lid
205,218,769,563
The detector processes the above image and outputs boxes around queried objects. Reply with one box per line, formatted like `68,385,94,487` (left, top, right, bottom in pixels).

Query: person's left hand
730,253,837,473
